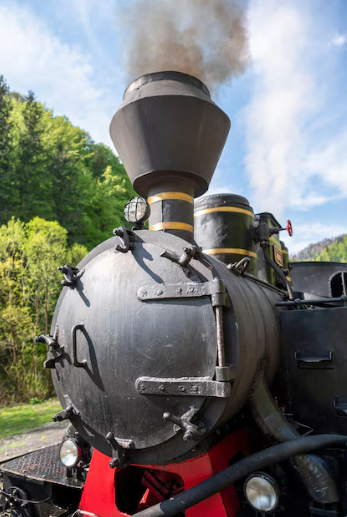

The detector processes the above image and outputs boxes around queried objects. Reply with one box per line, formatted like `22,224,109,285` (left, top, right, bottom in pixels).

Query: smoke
122,0,249,92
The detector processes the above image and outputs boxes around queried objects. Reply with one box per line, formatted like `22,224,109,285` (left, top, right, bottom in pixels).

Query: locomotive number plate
273,245,283,267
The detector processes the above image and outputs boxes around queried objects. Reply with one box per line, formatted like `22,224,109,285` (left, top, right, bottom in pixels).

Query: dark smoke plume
123,0,249,92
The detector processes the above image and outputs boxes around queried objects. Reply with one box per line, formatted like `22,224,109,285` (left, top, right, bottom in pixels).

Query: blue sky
0,0,346,253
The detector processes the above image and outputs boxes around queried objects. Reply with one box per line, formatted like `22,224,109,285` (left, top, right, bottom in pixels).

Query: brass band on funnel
148,192,194,205
147,180,195,241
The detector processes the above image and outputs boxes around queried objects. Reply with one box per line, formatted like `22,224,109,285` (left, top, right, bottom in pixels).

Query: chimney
110,71,230,241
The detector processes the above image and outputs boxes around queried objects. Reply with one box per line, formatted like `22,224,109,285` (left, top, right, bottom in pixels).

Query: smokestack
110,71,230,241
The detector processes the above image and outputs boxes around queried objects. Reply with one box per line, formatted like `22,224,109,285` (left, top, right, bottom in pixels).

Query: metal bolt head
109,458,121,469
156,289,163,296
183,431,193,441
178,385,186,392
139,384,145,393
159,385,165,391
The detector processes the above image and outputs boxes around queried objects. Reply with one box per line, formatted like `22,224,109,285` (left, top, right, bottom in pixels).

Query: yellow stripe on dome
194,206,254,218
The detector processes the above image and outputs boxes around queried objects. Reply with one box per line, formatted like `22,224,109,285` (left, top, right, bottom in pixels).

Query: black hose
250,377,339,503
133,434,347,517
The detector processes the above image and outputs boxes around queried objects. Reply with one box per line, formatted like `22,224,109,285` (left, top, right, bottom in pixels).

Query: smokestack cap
110,71,230,198
124,71,211,99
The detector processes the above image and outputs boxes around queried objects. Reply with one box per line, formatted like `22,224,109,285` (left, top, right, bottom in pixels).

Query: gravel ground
0,421,66,464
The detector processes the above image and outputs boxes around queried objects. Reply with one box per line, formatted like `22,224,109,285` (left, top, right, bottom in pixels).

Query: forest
0,75,133,405
293,234,347,262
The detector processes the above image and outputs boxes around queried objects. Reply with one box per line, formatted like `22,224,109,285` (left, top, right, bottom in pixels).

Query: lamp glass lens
245,475,278,512
124,197,148,223
60,439,79,467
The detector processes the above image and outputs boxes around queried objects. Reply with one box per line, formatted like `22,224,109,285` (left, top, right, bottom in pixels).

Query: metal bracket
113,226,134,253
227,257,251,276
53,396,81,422
106,432,134,469
37,326,66,369
136,376,232,398
137,277,230,307
58,264,84,288
163,406,206,442
44,345,65,369
161,245,201,267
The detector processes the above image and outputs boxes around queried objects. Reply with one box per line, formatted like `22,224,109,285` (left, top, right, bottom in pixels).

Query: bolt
109,458,121,469
183,431,193,441
178,385,186,392
139,384,145,393
156,289,163,296
159,385,165,391
177,288,182,294
191,385,198,393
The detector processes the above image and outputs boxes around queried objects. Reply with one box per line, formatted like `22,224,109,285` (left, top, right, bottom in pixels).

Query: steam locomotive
1,71,347,517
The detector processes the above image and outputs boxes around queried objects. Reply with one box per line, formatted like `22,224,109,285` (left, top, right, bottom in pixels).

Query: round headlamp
59,439,80,468
244,472,279,513
124,196,150,226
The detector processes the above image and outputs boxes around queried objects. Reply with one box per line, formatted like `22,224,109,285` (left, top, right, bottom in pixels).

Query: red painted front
79,428,249,517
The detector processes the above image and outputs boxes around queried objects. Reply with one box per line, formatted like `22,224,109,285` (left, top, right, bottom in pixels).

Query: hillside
292,234,347,262
0,75,134,406
0,75,134,250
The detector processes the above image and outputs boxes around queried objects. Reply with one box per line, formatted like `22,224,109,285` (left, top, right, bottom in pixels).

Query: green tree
316,235,347,263
0,219,31,400
0,76,14,224
17,91,52,222
0,217,88,404
81,165,134,248
0,86,134,249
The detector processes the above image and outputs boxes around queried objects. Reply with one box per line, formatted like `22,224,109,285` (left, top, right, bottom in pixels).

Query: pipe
262,245,294,300
250,377,339,504
133,434,347,517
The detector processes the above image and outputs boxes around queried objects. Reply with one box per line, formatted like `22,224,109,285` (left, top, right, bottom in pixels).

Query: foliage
0,399,61,438
292,234,347,263
291,237,338,261
316,234,347,262
0,76,135,406
0,76,134,250
0,217,88,406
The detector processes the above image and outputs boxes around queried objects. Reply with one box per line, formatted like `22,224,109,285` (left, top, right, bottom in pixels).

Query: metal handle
71,324,87,368
295,350,334,363
295,350,334,369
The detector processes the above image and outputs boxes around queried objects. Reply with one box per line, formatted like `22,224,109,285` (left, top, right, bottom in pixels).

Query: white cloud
281,222,347,254
244,0,347,218
332,33,347,47
0,2,120,145
245,0,314,215
304,129,347,196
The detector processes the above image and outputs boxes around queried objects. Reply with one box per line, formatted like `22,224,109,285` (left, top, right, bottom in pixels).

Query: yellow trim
149,221,193,233
270,235,280,245
282,249,288,254
148,192,194,205
194,207,254,218
203,248,257,258
286,276,292,282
